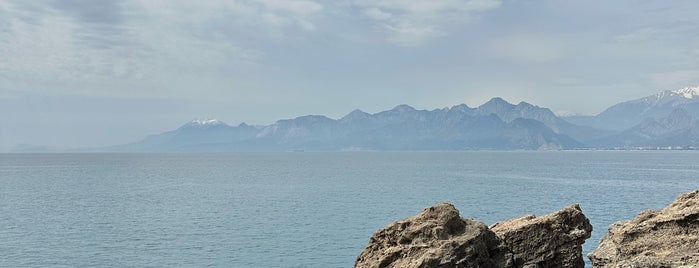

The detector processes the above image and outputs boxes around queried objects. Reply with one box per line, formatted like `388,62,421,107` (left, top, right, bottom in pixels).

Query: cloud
49,0,125,25
363,7,391,20
380,21,445,47
354,0,502,47
258,0,323,16
252,0,324,32
0,0,322,98
488,34,568,63
613,27,657,43
650,69,699,89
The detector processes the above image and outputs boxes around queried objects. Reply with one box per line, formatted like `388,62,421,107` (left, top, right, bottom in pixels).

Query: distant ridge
565,86,699,131
100,86,699,152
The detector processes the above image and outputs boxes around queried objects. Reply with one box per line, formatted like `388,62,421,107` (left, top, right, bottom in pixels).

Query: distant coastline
7,86,699,153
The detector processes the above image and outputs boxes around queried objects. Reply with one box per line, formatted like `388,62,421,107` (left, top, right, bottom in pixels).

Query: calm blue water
1,152,698,267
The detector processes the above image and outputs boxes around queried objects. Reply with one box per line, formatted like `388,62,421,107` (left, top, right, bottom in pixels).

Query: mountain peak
341,109,371,121
348,109,368,116
488,97,508,103
449,104,473,113
625,86,699,109
648,86,699,102
478,97,514,110
516,101,534,107
288,115,334,124
179,119,228,130
392,104,416,112
671,86,699,99
189,119,225,126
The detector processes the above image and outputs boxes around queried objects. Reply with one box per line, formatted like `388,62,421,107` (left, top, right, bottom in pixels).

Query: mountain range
102,86,699,151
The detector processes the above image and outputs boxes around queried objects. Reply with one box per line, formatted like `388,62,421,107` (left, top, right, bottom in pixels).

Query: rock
589,190,699,268
354,203,514,268
355,203,593,268
490,204,593,268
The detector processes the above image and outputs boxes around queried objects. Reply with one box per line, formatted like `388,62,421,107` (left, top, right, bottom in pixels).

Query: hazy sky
2,0,699,149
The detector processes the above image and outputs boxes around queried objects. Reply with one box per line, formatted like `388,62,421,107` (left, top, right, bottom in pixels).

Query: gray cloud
49,0,124,25
488,33,569,63
651,70,699,90
49,0,129,50
354,0,502,46
0,0,325,99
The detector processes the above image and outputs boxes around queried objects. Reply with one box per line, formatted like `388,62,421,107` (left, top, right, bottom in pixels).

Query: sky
2,0,699,149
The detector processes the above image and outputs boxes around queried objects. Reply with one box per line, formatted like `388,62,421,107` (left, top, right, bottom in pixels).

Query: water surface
1,152,698,267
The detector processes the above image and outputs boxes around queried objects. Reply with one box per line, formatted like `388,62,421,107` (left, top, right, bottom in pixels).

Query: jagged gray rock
354,203,513,268
355,203,592,268
490,204,593,268
589,190,699,268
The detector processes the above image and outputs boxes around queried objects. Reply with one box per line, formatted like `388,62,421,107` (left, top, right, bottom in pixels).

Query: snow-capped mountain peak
671,86,699,99
178,119,228,130
189,119,225,125
637,86,699,105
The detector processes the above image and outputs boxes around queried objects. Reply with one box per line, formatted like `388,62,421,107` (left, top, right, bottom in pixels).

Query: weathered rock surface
589,190,699,268
355,203,592,268
491,204,593,268
354,203,513,268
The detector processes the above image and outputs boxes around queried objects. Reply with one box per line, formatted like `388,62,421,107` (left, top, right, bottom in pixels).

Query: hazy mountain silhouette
590,108,699,148
565,86,699,131
102,86,699,152
110,101,585,152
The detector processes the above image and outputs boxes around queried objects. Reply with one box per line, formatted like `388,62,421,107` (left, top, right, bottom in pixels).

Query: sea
1,151,698,267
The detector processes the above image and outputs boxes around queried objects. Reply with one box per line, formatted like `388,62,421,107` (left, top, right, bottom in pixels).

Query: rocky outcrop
355,203,592,268
589,190,699,267
491,204,593,268
354,203,513,268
